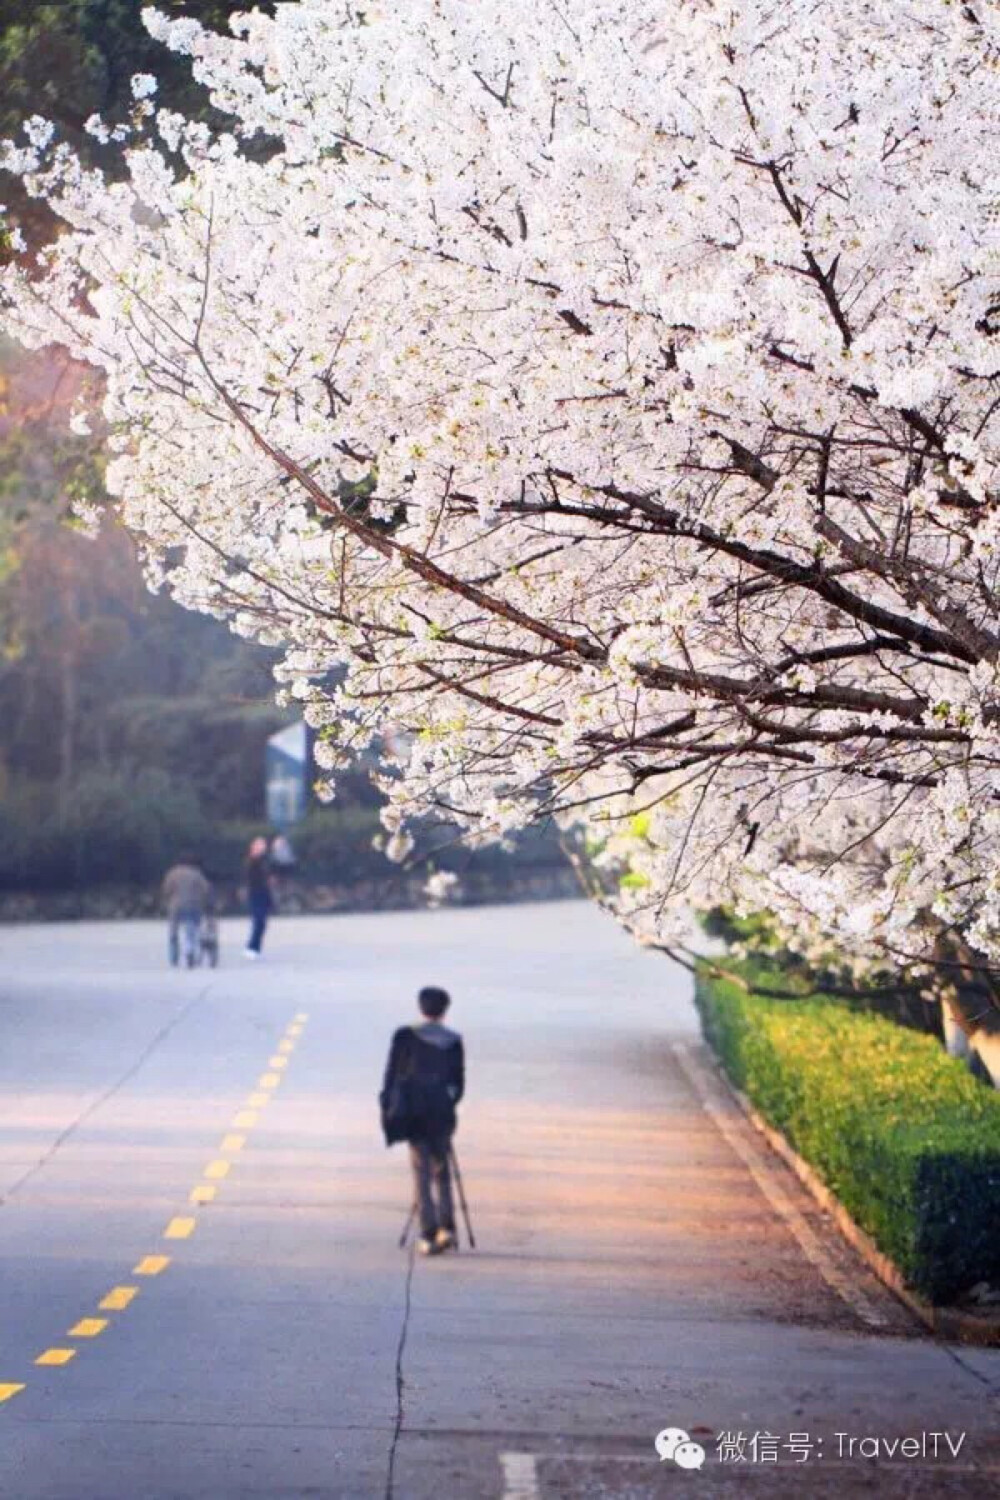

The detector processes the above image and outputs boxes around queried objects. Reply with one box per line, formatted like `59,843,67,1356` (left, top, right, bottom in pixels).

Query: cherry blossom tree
3,0,1000,992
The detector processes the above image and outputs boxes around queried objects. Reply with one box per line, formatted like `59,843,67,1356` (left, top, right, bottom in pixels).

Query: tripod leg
398,1202,416,1249
449,1147,476,1250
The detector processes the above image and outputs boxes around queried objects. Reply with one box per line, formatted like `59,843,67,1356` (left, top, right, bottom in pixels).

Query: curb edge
697,1042,1000,1348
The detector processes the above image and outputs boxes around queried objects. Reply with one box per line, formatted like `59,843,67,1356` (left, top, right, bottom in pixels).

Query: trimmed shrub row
694,960,1000,1304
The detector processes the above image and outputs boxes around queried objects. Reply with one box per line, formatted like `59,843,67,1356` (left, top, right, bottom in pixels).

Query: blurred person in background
161,856,211,968
244,835,274,960
268,830,297,906
269,831,296,874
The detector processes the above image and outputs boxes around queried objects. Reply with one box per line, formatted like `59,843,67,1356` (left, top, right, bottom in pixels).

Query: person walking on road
161,857,211,968
380,987,465,1256
244,835,274,960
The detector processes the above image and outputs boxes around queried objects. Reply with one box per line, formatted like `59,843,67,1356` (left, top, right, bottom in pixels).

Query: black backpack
381,1029,457,1145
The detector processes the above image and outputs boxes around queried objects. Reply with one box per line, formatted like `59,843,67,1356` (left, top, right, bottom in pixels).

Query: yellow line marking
68,1318,108,1338
99,1287,137,1312
164,1217,195,1240
133,1256,170,1276
12,1003,319,1390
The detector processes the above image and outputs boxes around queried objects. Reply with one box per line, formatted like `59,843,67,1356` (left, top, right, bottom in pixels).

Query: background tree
0,0,287,887
0,337,293,891
0,0,273,256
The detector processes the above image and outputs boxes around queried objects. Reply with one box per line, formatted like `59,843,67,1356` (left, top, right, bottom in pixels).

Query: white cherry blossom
2,0,999,984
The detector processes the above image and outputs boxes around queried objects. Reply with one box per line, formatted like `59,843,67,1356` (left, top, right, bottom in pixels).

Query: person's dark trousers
247,890,271,953
409,1134,455,1237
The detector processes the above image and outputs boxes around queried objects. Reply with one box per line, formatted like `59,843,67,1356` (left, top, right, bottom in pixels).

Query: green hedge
695,961,1000,1303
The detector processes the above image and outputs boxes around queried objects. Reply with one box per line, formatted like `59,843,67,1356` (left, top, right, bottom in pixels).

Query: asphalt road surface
1,903,998,1499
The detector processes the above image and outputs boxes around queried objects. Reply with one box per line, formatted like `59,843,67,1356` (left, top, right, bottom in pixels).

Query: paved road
0,903,998,1499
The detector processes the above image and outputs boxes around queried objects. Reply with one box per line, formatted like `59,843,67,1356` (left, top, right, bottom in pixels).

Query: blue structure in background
266,721,308,829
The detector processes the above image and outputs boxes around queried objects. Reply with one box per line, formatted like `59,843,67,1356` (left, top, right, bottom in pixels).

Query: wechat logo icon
655,1427,706,1470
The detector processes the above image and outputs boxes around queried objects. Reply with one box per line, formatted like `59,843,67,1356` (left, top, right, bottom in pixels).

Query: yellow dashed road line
99,1287,138,1312
164,1216,196,1241
3,1012,309,1405
134,1256,170,1277
68,1319,108,1339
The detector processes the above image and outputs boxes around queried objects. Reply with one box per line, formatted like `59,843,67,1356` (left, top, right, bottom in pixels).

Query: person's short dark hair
418,986,450,1019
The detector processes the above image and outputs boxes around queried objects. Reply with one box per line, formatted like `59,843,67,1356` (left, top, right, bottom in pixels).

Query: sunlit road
1,903,998,1499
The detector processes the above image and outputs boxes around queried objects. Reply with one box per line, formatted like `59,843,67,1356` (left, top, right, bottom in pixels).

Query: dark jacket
380,1022,464,1145
246,853,272,903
